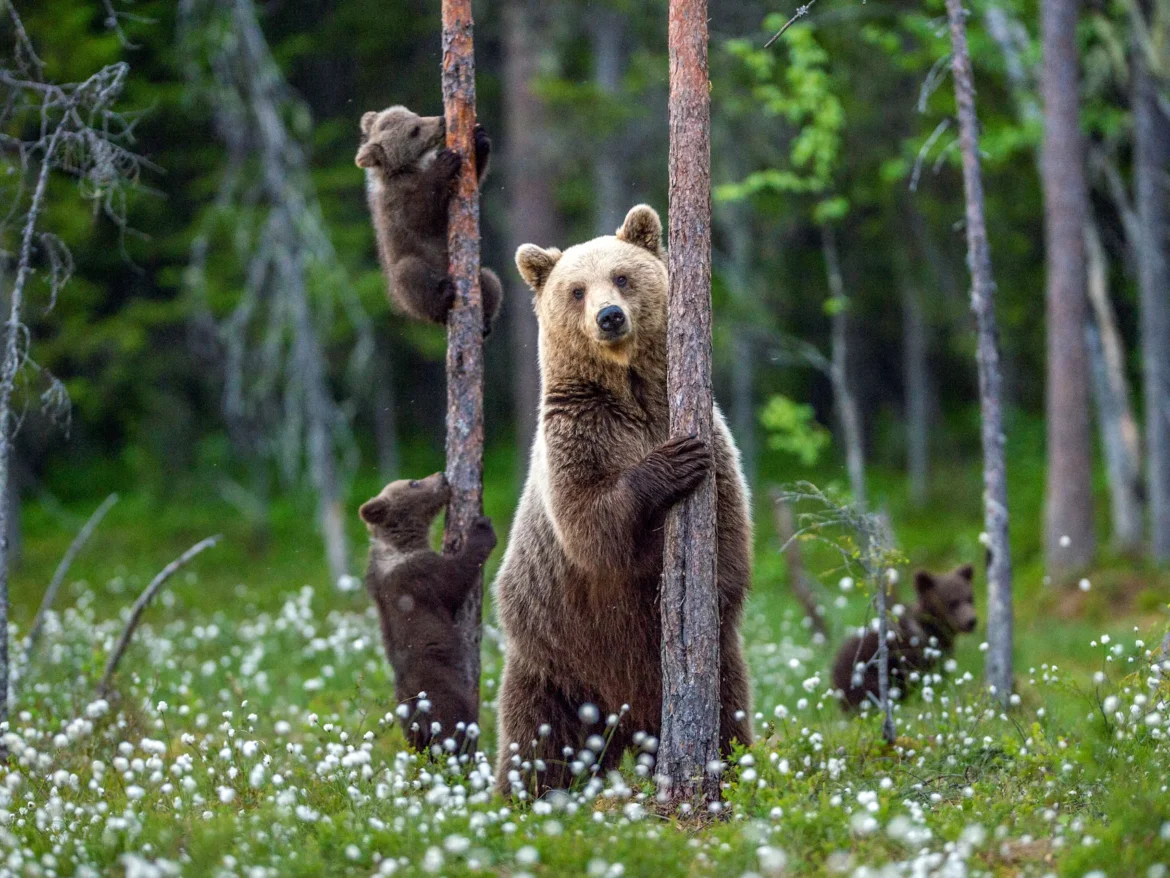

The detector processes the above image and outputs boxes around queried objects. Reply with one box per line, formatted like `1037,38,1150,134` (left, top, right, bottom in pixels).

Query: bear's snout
596,304,628,339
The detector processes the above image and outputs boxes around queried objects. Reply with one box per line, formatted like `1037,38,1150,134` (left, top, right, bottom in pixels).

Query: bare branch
764,0,818,48
98,535,222,696
19,493,118,675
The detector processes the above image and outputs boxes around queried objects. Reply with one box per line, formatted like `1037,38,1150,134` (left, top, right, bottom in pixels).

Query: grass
6,435,1170,876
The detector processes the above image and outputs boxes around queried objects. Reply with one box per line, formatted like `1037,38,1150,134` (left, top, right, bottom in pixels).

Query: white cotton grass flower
1079,578,1091,592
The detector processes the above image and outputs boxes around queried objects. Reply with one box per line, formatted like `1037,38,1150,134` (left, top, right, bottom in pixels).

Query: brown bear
355,105,502,334
831,564,977,710
493,204,754,796
359,472,497,751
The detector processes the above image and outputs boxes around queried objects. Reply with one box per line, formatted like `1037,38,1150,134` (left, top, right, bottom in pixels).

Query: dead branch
98,535,221,696
20,492,118,672
764,0,818,48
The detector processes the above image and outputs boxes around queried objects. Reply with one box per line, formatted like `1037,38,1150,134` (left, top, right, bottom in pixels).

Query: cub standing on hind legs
359,473,497,752
355,105,502,334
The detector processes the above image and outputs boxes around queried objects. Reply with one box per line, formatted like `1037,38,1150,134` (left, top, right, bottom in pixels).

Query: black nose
597,305,626,334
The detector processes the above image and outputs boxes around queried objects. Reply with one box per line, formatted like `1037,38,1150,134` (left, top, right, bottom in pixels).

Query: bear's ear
954,563,974,582
359,496,390,527
914,570,936,594
616,204,662,257
360,111,379,137
515,244,563,294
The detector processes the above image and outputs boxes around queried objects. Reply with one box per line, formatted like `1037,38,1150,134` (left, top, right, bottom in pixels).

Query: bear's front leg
473,124,491,181
391,257,455,325
627,435,713,518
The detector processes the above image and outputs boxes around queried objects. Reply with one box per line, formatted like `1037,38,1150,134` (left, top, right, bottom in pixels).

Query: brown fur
831,564,977,710
494,205,754,796
359,472,497,750
356,105,501,334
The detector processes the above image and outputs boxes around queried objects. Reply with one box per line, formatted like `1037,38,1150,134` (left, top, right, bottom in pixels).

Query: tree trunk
373,344,400,481
901,281,930,507
1134,49,1170,560
724,208,757,486
771,493,826,640
502,0,554,458
441,0,487,715
659,0,720,810
1084,219,1144,552
1041,0,1096,574
592,5,626,235
946,0,1015,705
821,224,866,511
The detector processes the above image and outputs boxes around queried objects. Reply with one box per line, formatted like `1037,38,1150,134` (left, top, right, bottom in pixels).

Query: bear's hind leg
496,667,581,799
391,255,455,325
479,267,503,335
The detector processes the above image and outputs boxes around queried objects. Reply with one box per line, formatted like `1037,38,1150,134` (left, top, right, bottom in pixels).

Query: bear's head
359,472,450,544
914,564,977,635
515,204,667,370
355,106,445,175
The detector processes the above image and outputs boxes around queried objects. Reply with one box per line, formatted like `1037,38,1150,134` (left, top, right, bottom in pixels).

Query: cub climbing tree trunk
658,0,721,809
441,0,486,718
946,0,1015,705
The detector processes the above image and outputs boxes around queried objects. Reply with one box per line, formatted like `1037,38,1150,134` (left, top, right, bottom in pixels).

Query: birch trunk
945,0,1015,704
1134,50,1170,560
659,0,720,809
821,225,867,511
901,281,930,507
1041,0,1096,574
1083,220,1144,551
373,345,400,481
592,5,626,236
441,0,487,715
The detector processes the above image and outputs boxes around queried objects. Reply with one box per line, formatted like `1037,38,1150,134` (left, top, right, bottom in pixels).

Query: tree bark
441,0,486,716
659,0,720,809
592,5,626,235
1134,48,1170,560
1084,219,1144,552
901,280,930,507
946,0,1015,705
503,0,555,457
821,224,866,511
1041,0,1096,574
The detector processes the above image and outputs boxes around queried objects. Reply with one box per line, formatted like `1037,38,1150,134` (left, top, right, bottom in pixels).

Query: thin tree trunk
1041,0,1096,574
1084,219,1144,551
724,211,757,486
373,345,400,481
503,0,554,457
771,493,826,639
592,5,626,235
946,0,1015,705
901,281,929,507
821,224,866,511
1134,50,1170,560
659,0,720,809
441,0,487,715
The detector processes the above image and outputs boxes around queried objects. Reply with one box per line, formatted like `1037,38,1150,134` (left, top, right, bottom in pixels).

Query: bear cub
831,564,977,710
356,105,502,334
359,472,497,750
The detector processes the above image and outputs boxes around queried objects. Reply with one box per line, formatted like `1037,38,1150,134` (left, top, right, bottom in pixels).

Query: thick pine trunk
1083,220,1144,551
1134,51,1170,560
901,281,930,507
592,5,626,236
946,0,1015,704
1041,0,1096,574
659,0,720,809
503,0,554,457
821,225,866,511
441,0,486,715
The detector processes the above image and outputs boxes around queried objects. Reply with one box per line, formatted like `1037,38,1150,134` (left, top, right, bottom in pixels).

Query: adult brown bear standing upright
494,204,753,796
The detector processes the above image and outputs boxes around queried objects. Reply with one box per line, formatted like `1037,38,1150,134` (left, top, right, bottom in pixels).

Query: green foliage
759,395,830,466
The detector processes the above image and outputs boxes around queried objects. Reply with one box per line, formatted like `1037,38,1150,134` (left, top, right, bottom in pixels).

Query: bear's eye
409,480,420,488
614,274,628,288
410,125,421,138
572,287,585,301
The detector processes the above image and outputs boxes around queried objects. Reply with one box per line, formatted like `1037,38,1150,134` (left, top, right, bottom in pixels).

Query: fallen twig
764,0,818,48
98,535,221,696
20,492,118,674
